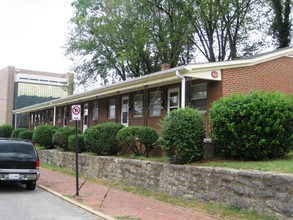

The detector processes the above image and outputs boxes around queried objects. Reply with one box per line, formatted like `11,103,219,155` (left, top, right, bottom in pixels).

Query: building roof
13,46,293,114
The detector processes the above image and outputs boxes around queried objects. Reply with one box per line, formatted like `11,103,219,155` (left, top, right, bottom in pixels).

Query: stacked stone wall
38,150,293,219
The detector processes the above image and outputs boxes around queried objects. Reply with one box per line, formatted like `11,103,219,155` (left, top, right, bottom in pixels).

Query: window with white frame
133,94,143,117
92,100,98,120
190,83,207,111
149,91,161,116
108,98,116,119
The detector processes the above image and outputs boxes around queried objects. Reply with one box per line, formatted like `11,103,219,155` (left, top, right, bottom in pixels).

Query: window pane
191,84,207,99
149,91,161,116
108,99,116,119
133,94,143,116
191,83,207,111
92,101,98,120
169,92,179,107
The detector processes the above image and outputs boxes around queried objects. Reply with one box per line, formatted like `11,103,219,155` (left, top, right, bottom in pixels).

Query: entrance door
168,88,180,113
121,96,129,127
83,103,88,133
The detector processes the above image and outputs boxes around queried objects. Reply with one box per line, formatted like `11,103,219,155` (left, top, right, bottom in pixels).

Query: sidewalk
38,167,217,220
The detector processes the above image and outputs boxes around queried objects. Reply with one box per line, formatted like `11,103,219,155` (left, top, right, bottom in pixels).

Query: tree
66,0,195,86
66,0,271,86
270,0,292,48
187,0,263,61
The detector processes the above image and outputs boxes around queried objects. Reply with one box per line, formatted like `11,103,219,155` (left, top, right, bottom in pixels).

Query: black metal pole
75,120,79,196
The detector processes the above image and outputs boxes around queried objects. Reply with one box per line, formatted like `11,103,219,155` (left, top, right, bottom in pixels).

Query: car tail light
36,159,40,169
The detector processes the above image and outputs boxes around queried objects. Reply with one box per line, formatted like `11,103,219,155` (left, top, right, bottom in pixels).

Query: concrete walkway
38,167,217,220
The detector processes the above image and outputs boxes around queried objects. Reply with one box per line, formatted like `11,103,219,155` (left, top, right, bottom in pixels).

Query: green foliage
117,126,159,156
32,125,58,149
66,0,267,86
52,126,81,151
18,130,33,141
11,128,28,138
0,124,13,138
84,122,124,155
68,134,86,153
270,0,292,48
210,91,293,160
161,107,205,164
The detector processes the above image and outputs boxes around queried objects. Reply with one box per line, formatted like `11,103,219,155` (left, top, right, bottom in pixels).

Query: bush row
1,90,292,164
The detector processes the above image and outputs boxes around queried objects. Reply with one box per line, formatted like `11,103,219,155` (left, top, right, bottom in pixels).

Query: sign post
71,105,81,196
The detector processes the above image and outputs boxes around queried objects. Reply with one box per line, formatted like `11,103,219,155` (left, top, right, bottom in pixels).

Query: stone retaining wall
38,150,293,219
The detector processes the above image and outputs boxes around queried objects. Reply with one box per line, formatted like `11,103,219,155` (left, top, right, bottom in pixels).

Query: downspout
176,70,186,109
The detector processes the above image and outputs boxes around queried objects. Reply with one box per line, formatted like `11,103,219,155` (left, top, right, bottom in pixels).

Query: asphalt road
0,183,101,220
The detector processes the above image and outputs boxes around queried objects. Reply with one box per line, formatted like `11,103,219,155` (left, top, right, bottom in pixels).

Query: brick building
13,47,293,135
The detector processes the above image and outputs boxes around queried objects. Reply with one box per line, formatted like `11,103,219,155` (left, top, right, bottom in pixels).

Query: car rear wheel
26,181,36,190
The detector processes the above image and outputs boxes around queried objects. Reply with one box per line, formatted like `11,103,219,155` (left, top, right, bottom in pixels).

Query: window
108,99,116,119
68,105,72,121
57,108,62,122
190,83,207,111
133,94,143,117
92,100,98,120
149,91,161,116
49,109,54,122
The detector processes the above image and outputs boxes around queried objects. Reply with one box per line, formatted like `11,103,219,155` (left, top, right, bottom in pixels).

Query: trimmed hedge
84,122,124,155
32,125,58,148
52,126,81,151
161,107,205,164
68,134,86,153
209,91,293,160
117,126,159,156
11,128,28,138
0,124,13,138
18,130,33,141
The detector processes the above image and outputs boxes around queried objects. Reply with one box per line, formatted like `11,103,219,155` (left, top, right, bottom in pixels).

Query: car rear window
0,143,35,155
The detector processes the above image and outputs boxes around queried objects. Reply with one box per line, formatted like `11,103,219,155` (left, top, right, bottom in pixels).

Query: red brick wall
222,57,293,96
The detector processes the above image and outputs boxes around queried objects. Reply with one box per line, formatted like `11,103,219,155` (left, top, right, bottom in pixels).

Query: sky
0,0,74,73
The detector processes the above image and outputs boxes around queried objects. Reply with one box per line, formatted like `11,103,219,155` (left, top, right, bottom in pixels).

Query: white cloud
0,0,74,73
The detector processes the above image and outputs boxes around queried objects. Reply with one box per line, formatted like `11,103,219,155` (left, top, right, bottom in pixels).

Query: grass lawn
193,152,293,174
121,152,293,175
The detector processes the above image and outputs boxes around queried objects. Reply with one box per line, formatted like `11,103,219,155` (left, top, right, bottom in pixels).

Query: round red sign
211,71,219,78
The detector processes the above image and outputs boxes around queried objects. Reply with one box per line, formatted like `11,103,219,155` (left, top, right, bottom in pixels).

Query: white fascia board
184,70,222,81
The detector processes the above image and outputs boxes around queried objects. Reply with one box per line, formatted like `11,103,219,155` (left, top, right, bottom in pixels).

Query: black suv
0,138,40,190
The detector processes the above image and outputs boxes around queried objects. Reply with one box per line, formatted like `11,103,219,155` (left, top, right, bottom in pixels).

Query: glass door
168,88,180,113
121,96,129,127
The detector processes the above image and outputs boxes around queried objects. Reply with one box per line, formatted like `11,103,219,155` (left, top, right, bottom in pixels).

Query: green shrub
161,107,205,164
84,122,124,155
0,124,13,138
117,126,159,156
11,128,28,138
18,130,33,141
68,134,86,153
209,90,293,160
52,126,81,151
32,125,58,148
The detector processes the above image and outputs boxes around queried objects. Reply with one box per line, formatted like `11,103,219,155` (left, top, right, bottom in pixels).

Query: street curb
38,185,116,220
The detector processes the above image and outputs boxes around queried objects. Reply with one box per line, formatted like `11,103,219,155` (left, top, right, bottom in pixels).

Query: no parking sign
71,105,81,121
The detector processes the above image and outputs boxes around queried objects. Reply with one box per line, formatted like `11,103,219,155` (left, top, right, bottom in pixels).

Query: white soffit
184,70,222,81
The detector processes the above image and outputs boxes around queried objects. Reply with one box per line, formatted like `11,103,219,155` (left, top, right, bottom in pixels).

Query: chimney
161,63,170,71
